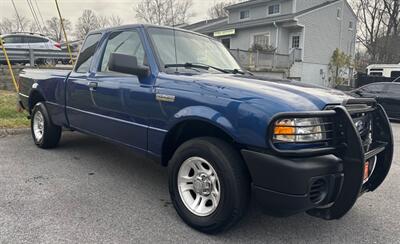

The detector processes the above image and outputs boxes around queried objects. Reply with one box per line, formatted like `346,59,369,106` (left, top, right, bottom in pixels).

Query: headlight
273,117,327,143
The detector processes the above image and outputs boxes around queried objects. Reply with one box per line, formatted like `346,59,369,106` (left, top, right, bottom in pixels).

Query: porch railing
230,48,302,71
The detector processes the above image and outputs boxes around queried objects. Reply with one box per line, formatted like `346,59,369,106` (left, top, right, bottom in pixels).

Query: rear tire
168,137,250,234
31,102,61,148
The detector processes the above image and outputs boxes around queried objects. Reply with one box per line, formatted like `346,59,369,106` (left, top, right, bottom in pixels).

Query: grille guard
267,98,394,220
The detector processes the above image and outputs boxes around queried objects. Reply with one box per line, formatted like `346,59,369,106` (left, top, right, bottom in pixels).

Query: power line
33,0,47,29
10,0,35,67
27,0,43,33
10,0,25,32
26,0,52,50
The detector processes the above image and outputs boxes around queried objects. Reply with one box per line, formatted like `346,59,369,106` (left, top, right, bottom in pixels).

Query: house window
337,8,341,19
268,4,280,15
349,21,353,30
291,36,300,48
240,10,249,20
253,34,270,48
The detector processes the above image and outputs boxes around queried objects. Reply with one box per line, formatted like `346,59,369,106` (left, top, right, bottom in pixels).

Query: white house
184,0,357,86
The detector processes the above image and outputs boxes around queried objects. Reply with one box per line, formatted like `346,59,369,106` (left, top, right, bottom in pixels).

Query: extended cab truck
18,25,393,234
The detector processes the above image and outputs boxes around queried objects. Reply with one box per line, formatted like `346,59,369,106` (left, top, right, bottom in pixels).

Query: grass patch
0,90,29,129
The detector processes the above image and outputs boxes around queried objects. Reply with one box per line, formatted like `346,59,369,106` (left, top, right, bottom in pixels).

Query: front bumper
242,150,344,216
241,99,394,219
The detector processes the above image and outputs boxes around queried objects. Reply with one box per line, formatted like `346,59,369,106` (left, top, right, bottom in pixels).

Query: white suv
1,33,61,51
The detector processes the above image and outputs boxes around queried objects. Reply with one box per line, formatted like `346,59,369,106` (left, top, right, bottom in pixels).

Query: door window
99,30,145,72
291,36,300,48
75,33,102,73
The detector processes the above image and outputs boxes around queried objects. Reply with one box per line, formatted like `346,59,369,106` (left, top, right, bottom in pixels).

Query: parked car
17,24,393,234
0,32,61,51
350,82,400,120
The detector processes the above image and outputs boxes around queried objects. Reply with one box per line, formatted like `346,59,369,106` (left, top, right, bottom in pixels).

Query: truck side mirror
108,52,149,77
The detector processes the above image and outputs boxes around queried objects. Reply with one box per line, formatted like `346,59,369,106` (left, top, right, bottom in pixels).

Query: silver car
1,32,61,51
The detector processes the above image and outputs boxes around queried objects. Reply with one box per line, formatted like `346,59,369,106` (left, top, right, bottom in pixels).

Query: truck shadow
54,131,394,242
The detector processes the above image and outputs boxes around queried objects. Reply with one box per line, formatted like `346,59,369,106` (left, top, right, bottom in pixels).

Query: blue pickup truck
18,24,393,233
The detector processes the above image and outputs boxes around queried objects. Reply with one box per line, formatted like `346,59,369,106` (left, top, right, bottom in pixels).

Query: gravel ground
0,123,399,243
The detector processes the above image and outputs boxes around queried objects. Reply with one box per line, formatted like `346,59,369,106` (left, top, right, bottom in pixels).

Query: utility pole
55,0,74,65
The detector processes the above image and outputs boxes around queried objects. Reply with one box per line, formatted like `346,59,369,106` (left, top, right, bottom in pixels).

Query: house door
221,38,231,49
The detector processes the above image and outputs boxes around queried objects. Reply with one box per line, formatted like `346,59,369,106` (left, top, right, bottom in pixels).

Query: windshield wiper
164,63,229,74
224,68,246,75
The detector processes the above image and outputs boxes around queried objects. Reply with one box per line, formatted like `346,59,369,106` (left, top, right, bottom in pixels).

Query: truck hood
176,73,354,111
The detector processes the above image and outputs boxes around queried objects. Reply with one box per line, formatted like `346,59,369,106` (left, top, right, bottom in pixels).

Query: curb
0,128,30,137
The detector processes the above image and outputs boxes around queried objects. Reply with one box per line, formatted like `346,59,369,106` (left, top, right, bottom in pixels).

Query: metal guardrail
0,47,77,65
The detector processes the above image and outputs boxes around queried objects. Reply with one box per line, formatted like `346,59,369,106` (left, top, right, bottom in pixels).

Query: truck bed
18,68,71,126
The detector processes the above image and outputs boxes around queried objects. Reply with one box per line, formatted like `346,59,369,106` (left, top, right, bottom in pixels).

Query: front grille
345,103,375,152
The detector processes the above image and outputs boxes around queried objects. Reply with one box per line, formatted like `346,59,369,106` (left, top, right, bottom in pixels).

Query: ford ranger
17,24,393,234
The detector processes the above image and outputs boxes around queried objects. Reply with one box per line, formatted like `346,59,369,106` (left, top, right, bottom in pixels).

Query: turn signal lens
274,119,296,141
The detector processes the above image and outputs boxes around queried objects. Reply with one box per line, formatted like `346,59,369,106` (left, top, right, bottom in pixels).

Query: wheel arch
161,115,240,167
28,89,46,113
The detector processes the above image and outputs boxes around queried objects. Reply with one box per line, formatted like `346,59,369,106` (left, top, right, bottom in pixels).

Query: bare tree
0,18,15,34
14,15,31,32
355,0,386,62
383,0,400,36
29,22,40,33
381,0,400,62
75,9,100,39
45,17,72,42
97,15,110,28
355,0,400,63
109,15,123,27
208,1,234,19
134,0,194,26
0,15,31,34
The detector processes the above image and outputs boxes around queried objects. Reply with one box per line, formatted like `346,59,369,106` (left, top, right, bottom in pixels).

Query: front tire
168,137,250,234
31,102,62,148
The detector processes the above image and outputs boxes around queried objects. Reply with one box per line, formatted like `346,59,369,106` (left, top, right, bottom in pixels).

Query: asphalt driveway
0,123,399,243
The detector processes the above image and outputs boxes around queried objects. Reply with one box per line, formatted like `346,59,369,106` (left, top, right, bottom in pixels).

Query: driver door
87,29,152,151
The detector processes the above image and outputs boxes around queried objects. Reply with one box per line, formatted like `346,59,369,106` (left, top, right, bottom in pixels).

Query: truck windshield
148,27,241,73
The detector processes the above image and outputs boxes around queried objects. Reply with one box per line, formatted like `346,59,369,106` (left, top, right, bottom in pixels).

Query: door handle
88,81,98,91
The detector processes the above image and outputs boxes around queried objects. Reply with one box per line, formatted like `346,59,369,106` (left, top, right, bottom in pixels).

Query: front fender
169,105,238,140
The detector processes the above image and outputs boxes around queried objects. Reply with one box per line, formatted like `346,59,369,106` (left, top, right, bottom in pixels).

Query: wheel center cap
193,173,212,196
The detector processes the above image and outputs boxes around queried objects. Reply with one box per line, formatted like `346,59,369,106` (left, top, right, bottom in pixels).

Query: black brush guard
267,98,394,220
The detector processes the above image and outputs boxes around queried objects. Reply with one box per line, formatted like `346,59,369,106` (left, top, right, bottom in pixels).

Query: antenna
170,0,178,73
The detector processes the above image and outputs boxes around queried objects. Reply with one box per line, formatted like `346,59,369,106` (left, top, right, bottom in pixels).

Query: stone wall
0,65,24,91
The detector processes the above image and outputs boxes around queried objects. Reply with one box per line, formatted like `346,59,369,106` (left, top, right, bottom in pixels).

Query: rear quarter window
28,36,48,43
75,33,102,73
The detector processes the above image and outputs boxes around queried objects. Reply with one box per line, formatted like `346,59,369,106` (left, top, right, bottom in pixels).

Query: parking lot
0,123,399,243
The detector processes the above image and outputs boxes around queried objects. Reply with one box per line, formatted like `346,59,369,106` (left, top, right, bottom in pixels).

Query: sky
0,0,222,27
